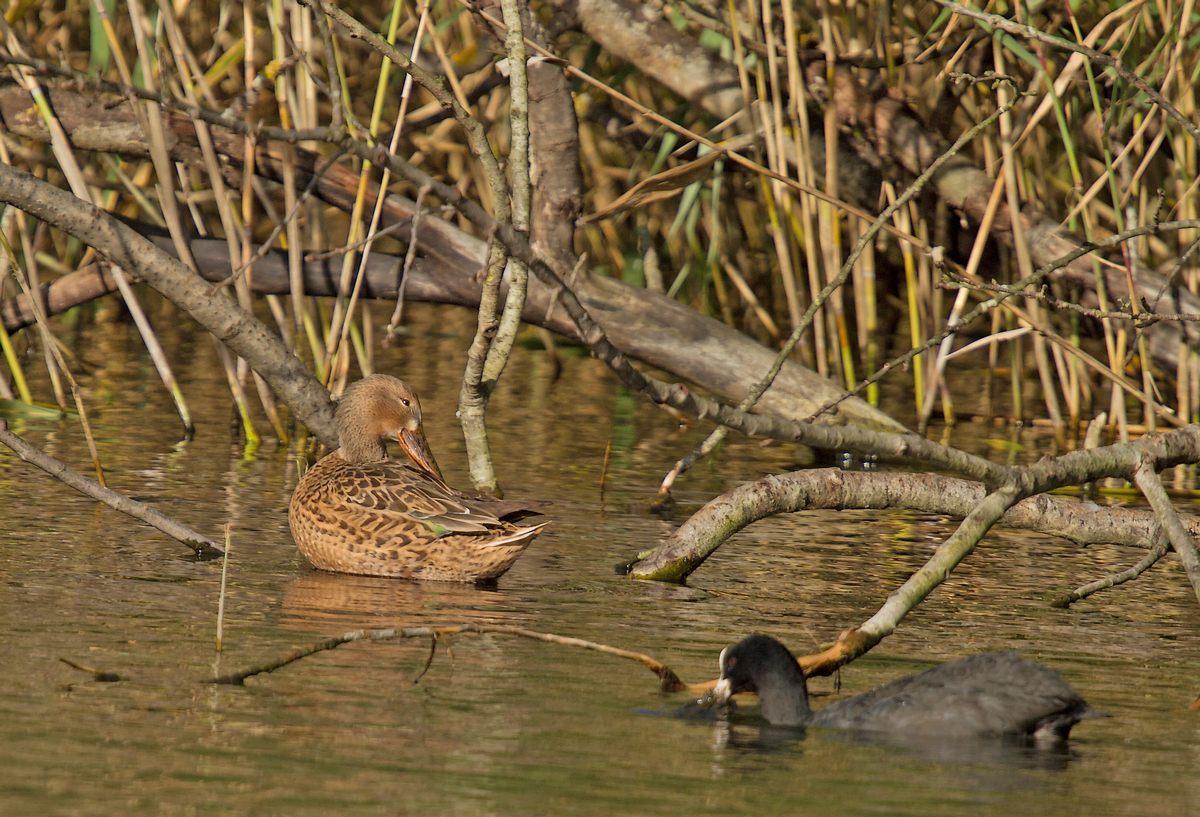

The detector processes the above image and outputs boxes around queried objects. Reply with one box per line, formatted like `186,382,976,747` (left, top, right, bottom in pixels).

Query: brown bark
526,48,583,270
569,0,745,120
1,265,116,330
472,2,583,269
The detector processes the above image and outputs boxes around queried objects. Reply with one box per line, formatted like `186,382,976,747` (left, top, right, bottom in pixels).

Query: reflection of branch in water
0,420,223,558
413,632,439,684
209,623,701,692
60,657,122,683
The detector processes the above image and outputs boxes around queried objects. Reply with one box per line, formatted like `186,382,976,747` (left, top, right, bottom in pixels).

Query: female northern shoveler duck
288,374,546,582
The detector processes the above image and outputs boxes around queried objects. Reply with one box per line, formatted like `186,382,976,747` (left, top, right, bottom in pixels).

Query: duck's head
335,374,443,479
712,634,811,726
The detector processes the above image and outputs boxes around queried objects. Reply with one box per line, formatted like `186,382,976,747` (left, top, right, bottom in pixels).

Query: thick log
3,231,904,431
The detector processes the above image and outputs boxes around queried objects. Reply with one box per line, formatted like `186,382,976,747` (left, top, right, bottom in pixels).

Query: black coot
712,635,1102,741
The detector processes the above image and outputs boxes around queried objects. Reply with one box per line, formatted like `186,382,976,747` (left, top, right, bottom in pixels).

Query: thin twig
59,658,122,683
1051,530,1169,608
941,276,1200,323
216,524,232,652
598,439,612,500
306,218,408,263
383,184,431,344
412,633,439,684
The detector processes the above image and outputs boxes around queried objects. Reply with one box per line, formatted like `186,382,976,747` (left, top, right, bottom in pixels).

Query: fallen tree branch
210,623,696,692
3,71,1181,489
0,80,902,434
0,77,1006,480
0,232,908,439
628,468,1190,581
0,419,223,558
636,425,1200,678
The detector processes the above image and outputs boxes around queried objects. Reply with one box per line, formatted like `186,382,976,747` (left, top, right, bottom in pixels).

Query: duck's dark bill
397,428,444,480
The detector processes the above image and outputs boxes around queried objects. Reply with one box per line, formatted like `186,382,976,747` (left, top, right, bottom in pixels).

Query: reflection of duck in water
279,571,528,633
289,374,546,582
713,635,1103,741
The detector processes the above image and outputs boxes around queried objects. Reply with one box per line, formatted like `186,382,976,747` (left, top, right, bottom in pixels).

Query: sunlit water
1,306,1198,816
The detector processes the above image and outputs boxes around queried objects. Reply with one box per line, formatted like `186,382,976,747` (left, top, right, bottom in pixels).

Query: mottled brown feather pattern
288,375,546,582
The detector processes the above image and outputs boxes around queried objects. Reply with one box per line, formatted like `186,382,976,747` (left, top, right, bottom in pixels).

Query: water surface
1,307,1197,816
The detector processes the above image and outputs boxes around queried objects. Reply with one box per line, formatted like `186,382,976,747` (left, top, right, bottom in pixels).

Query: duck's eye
400,398,411,407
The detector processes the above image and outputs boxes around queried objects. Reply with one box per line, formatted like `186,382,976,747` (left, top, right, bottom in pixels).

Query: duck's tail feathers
483,522,548,548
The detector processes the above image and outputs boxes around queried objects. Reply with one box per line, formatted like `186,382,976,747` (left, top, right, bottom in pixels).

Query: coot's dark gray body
714,635,1102,741
812,651,1094,739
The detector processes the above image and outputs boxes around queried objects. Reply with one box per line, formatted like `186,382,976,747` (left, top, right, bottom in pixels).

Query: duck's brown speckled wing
327,460,510,534
290,449,547,580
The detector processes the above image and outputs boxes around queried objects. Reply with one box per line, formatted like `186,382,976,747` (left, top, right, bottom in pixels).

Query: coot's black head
713,635,811,726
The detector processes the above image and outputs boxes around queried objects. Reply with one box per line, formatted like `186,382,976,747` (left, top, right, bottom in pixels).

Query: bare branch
1133,456,1200,606
210,623,693,693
